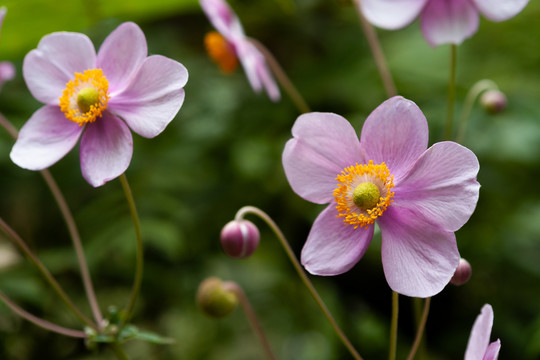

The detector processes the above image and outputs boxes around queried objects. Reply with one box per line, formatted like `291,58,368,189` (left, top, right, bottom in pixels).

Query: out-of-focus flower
200,0,280,101
220,219,260,259
450,257,472,285
197,277,238,318
0,7,15,91
465,304,500,360
10,22,188,187
358,0,530,47
0,242,21,270
282,96,480,297
480,89,507,115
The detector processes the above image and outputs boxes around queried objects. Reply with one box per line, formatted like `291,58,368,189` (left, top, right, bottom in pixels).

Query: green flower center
76,87,100,114
352,182,380,210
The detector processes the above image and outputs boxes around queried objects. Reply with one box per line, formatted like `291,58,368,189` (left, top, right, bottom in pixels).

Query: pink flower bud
480,90,507,115
450,258,472,286
220,220,260,259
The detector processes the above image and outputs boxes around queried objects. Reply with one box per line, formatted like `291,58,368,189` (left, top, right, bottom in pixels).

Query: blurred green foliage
1,0,540,359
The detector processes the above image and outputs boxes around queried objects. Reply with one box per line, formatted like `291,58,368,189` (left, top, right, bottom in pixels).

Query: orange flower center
59,69,109,126
333,161,395,229
204,31,238,74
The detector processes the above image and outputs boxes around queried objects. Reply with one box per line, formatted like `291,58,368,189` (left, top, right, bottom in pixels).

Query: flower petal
97,22,148,94
359,0,428,29
109,55,188,138
360,96,428,181
23,32,96,104
79,112,133,187
200,0,245,41
10,106,83,170
247,41,280,101
420,0,479,47
378,206,459,297
301,204,374,275
394,141,480,232
465,304,494,360
0,61,15,88
483,340,501,360
472,0,529,22
283,112,363,204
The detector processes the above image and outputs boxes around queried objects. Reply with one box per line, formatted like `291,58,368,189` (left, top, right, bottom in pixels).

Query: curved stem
354,1,397,98
109,342,130,360
444,45,457,140
119,174,143,325
249,38,311,114
0,112,103,328
0,217,96,329
455,79,499,144
0,290,87,338
235,206,363,360
406,297,431,360
388,291,399,360
223,282,277,360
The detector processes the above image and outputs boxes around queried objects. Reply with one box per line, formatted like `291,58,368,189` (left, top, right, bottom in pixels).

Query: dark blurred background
0,0,539,359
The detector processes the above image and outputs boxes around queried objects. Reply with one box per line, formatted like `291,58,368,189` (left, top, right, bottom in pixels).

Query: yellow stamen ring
204,31,239,74
333,160,395,229
59,69,109,126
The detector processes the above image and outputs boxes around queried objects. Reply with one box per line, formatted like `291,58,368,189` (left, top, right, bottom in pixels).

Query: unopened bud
197,277,238,318
480,90,507,115
220,220,260,259
450,258,472,286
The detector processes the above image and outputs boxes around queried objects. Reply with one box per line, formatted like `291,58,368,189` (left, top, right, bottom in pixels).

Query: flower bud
220,220,260,259
197,277,238,318
450,258,472,286
480,90,507,115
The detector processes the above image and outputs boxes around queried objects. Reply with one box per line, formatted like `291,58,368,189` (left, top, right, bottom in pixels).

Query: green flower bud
197,277,238,318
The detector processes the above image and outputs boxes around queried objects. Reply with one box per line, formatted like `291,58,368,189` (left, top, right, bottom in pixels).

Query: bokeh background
1,0,540,359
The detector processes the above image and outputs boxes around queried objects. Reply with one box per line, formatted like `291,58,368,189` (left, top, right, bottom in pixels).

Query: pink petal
394,141,480,232
0,61,15,88
200,0,245,41
97,22,148,94
254,47,280,102
465,304,494,360
483,340,501,360
236,40,280,101
360,0,428,29
109,55,188,138
282,112,363,204
0,7,7,36
377,206,459,297
10,106,83,170
420,0,479,46
23,32,96,104
79,112,133,187
301,204,374,275
472,0,529,21
360,96,428,181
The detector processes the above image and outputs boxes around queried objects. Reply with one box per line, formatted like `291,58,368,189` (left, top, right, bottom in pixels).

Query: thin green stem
444,45,457,140
406,297,431,360
412,298,426,360
388,291,399,360
249,38,311,114
109,342,130,360
235,206,363,360
354,1,397,98
0,290,87,338
0,112,103,328
0,217,96,329
119,174,143,325
455,79,499,144
223,282,277,360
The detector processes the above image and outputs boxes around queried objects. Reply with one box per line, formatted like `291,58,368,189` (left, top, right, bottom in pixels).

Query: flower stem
223,281,277,360
455,79,499,144
388,291,399,360
406,297,431,360
0,112,103,328
0,290,87,338
249,38,311,114
235,206,363,360
0,217,96,329
444,45,457,140
354,1,397,98
119,174,143,325
109,342,130,360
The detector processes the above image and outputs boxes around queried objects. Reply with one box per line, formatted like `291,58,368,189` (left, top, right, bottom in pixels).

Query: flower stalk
407,297,431,360
388,291,399,360
444,44,457,140
234,206,363,360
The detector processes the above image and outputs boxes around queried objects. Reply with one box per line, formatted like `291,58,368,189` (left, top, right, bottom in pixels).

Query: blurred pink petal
421,0,479,46
473,0,529,21
360,0,428,29
465,304,500,360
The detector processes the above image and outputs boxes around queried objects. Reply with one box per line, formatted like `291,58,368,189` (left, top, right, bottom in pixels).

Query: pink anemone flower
359,0,530,47
10,22,188,187
0,7,15,91
465,304,501,360
200,0,280,102
282,96,480,297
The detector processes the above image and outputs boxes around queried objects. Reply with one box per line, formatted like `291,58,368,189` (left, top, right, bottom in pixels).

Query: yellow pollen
204,31,239,74
59,69,109,126
333,161,395,229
